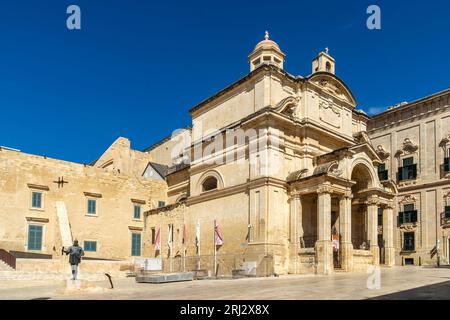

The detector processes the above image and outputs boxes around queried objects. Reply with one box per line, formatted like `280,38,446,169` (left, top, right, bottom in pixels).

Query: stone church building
1,33,449,276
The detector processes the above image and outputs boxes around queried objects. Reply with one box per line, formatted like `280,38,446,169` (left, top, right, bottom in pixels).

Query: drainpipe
437,239,441,268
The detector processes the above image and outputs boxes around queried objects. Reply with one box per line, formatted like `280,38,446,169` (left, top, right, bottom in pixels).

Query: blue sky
0,0,448,163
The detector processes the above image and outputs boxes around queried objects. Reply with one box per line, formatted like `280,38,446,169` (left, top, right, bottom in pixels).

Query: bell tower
312,48,335,74
248,31,286,72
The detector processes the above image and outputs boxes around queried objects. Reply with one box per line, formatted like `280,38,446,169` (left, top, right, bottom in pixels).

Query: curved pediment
307,72,357,107
274,96,300,118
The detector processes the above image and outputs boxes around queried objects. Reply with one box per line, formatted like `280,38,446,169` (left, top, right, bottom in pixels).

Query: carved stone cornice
274,96,300,119
439,134,450,149
365,196,380,207
340,191,353,200
400,223,417,231
443,190,450,199
317,184,333,195
395,138,418,157
398,194,417,205
353,131,372,145
375,145,390,161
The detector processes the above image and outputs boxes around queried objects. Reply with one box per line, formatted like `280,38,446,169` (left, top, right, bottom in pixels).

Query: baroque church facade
1,34,449,276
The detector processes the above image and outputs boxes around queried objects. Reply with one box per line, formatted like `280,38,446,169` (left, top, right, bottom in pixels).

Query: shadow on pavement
368,280,450,300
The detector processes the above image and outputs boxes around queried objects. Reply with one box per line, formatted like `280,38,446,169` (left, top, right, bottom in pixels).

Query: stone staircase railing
0,249,16,270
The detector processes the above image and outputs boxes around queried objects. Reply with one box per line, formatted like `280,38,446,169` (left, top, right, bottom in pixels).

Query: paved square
1,266,450,300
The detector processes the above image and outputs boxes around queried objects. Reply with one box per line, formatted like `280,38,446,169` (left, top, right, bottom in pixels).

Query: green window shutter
398,168,403,181
28,225,43,250
444,158,450,172
445,206,450,218
411,210,418,223
32,192,42,208
403,157,414,166
131,233,141,256
134,205,141,219
398,212,404,225
88,199,96,214
84,241,97,252
377,208,383,226
411,164,417,179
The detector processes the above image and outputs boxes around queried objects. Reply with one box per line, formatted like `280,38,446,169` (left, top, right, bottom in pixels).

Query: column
383,205,395,266
367,197,380,266
339,193,353,271
289,195,302,273
316,187,333,274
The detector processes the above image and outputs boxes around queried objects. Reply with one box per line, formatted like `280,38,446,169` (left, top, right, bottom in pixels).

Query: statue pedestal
58,279,107,295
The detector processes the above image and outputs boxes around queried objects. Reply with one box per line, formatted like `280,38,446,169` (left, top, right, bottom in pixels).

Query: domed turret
248,31,285,72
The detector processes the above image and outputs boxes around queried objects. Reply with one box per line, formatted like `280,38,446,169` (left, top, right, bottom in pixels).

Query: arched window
326,61,331,72
202,177,218,192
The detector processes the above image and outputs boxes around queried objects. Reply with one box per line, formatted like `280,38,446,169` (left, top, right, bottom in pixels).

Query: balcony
397,164,417,181
398,210,418,225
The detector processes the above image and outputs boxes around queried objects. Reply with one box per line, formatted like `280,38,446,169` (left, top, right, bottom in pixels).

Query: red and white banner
182,223,187,251
167,224,173,251
196,220,200,249
214,219,223,246
155,226,161,251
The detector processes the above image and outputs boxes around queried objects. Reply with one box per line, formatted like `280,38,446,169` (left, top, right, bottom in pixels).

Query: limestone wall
0,145,167,260
368,89,450,266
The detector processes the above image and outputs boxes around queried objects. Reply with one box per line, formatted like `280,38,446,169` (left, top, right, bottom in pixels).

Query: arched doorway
350,163,374,249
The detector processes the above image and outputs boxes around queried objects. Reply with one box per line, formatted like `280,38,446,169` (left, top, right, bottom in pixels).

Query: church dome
254,32,281,51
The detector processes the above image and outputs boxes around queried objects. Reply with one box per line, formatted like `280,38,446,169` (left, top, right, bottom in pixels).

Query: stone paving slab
136,272,194,283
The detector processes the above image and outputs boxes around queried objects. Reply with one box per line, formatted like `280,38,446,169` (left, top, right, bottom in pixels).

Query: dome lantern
248,31,285,72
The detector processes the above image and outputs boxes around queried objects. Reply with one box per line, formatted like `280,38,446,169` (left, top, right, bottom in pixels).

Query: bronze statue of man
62,240,84,280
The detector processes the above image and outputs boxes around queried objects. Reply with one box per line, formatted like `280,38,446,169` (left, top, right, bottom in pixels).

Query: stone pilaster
315,187,333,274
367,197,380,266
288,194,302,273
383,205,395,266
339,193,353,271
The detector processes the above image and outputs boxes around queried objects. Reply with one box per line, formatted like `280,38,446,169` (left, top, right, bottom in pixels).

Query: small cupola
248,31,285,72
312,48,335,74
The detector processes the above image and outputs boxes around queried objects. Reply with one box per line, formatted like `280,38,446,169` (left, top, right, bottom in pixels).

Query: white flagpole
214,220,217,277
169,224,173,273
196,220,201,270
182,223,186,272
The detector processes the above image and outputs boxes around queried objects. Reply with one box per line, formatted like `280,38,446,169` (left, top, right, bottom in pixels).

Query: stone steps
0,261,14,271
